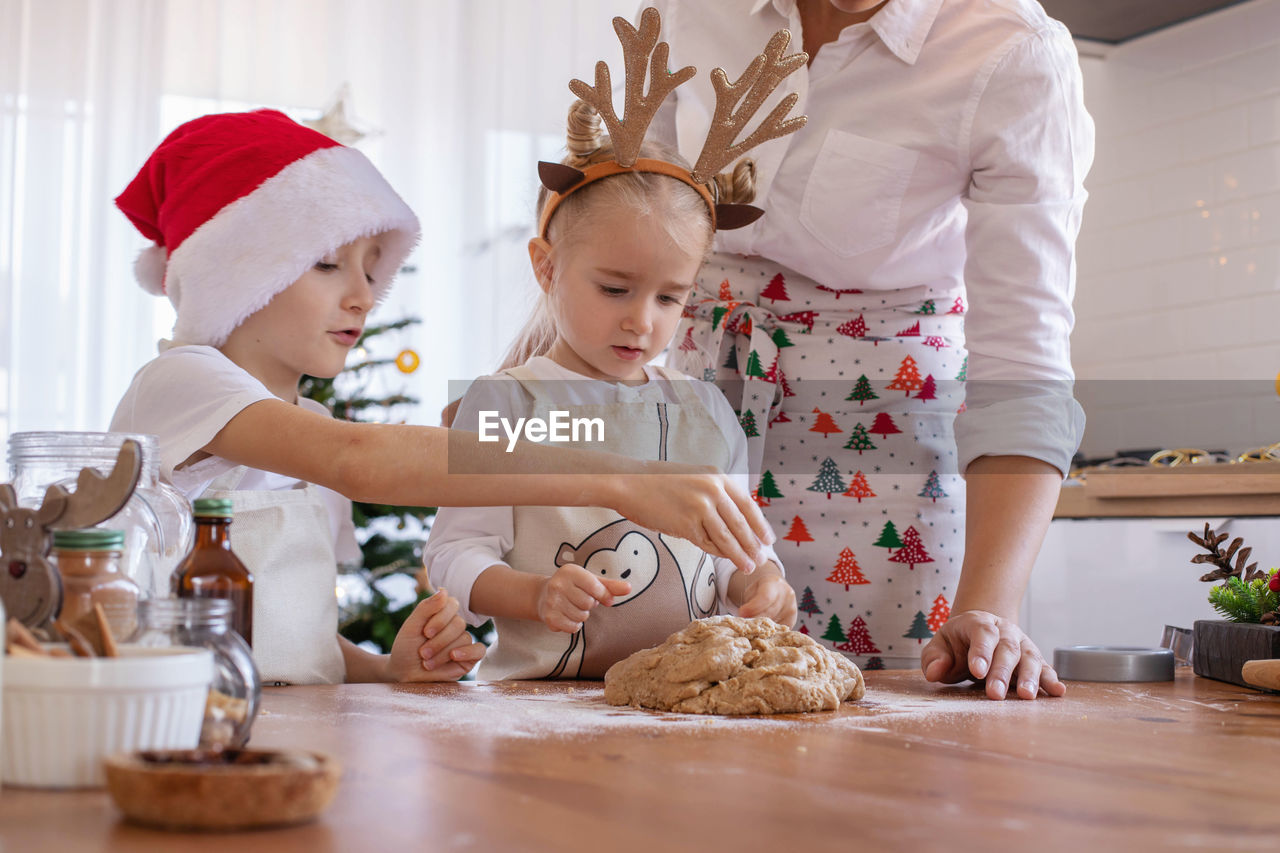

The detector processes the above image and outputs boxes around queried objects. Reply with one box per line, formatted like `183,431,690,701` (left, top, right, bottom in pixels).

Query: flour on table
602,615,866,715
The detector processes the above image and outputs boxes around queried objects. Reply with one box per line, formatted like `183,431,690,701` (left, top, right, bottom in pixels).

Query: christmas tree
712,305,730,331
723,342,739,371
827,548,870,590
948,296,965,314
809,408,841,437
816,284,863,299
779,310,817,332
926,594,951,632
756,470,784,504
838,616,882,655
771,327,795,349
807,457,847,499
874,520,903,552
761,273,790,303
846,374,878,405
915,299,936,315
895,320,921,337
869,412,901,438
843,470,875,502
837,314,867,338
844,422,876,454
904,611,933,643
956,355,967,382
678,326,697,352
718,279,733,301
300,316,450,652
798,585,822,617
918,470,947,502
922,336,947,351
745,350,767,379
914,374,937,402
822,613,847,645
783,516,814,546
888,526,935,571
886,355,923,395
864,656,885,670
739,409,760,438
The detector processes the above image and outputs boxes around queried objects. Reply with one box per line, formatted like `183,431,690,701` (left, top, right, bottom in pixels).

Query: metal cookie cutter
1053,646,1176,682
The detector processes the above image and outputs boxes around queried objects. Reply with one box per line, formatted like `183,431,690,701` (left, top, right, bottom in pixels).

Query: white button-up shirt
645,0,1093,475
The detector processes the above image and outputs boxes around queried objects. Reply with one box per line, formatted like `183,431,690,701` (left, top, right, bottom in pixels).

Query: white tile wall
1072,0,1280,458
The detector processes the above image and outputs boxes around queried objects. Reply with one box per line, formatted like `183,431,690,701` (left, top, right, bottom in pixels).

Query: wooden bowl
103,748,340,831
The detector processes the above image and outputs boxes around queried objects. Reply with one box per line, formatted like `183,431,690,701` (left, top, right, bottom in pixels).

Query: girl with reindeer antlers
109,104,774,684
424,8,805,680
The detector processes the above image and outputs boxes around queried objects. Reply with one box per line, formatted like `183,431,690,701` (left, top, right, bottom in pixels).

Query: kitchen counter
2,671,1278,852
1056,461,1280,517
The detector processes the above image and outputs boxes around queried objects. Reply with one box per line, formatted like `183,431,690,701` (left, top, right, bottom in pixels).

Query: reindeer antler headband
537,7,808,240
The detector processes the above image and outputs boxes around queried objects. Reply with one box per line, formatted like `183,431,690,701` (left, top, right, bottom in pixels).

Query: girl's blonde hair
500,101,757,371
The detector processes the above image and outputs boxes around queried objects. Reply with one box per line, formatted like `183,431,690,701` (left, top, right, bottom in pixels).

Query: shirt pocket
800,130,919,258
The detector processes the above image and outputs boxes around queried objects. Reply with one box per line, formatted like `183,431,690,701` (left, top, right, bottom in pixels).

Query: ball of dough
603,615,865,715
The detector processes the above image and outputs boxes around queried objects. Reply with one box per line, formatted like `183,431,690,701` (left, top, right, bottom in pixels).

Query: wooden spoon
1241,659,1280,691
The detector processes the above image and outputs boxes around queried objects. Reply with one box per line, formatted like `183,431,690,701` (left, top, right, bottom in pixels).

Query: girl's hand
920,610,1065,700
388,589,486,682
736,572,797,627
612,466,774,576
537,564,631,633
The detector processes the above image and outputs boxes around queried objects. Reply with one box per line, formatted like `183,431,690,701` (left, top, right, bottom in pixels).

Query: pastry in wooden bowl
103,748,340,831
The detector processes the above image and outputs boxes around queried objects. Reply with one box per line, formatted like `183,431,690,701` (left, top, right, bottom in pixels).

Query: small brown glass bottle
173,497,253,646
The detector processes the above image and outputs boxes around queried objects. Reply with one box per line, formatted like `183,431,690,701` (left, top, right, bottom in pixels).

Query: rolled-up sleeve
956,25,1093,477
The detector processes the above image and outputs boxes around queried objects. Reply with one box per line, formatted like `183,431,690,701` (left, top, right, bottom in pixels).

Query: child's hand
611,466,774,576
920,610,1066,700
537,564,631,633
387,588,486,682
736,571,797,628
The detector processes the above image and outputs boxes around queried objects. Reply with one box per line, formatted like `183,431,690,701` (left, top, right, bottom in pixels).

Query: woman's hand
536,564,631,633
611,465,774,576
388,589,486,682
920,609,1065,700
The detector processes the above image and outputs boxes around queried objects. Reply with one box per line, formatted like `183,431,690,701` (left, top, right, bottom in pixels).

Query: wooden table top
3,669,1278,852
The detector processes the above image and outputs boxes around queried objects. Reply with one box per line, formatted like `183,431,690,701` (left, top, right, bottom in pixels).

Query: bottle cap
193,497,234,517
52,528,126,551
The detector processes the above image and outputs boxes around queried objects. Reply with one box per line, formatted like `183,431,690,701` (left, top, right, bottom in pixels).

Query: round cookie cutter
1053,646,1175,682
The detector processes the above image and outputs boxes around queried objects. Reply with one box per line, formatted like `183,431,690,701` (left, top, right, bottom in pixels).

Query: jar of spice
52,529,140,641
129,598,261,749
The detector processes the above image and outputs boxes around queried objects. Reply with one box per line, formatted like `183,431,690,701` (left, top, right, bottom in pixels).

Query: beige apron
202,468,345,685
477,365,731,680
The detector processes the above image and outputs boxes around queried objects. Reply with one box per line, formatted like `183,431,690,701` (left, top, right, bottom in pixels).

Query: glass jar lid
193,498,234,517
52,528,126,551
138,597,233,629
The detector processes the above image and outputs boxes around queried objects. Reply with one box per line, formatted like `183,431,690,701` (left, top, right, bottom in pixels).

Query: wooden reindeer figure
0,439,142,633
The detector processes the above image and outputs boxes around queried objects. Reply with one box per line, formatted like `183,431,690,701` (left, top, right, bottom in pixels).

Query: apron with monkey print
668,254,967,671
476,364,731,681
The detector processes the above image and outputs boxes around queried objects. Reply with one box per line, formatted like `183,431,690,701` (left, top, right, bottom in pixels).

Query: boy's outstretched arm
206,399,774,574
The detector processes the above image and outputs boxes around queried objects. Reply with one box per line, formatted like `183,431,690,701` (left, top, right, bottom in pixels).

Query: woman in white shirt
653,0,1093,699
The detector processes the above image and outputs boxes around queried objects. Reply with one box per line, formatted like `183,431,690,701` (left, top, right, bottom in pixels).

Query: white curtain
0,0,636,445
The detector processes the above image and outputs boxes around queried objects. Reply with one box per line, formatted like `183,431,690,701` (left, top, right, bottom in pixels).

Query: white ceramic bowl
2,645,213,788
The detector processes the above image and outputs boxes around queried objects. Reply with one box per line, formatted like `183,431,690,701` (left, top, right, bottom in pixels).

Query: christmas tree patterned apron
476,364,731,681
668,254,967,670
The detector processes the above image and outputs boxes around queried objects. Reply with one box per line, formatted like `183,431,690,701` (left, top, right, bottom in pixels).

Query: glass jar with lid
51,528,141,641
129,597,261,749
7,431,193,597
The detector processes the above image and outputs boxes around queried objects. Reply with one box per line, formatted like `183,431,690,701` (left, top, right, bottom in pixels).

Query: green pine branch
1208,573,1280,623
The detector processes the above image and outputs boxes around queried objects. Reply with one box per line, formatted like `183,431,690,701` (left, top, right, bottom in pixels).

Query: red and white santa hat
115,109,420,347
